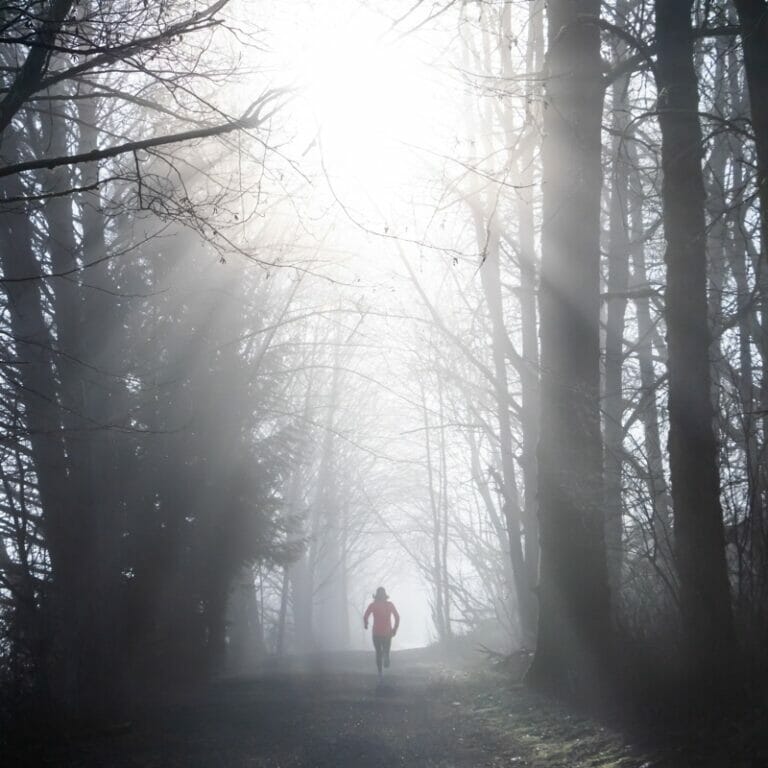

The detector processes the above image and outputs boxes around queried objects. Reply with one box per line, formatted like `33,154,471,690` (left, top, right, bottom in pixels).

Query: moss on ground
457,668,768,768
460,679,648,768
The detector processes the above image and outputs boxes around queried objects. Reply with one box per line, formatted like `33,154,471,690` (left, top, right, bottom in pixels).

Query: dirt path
18,648,762,767
16,650,510,767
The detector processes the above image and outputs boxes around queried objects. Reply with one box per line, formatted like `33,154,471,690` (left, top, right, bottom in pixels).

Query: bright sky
267,0,456,232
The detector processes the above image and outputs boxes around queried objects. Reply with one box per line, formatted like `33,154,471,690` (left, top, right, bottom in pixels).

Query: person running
363,586,400,679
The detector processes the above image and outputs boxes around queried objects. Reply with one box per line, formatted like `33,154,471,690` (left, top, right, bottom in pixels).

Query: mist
2,1,767,766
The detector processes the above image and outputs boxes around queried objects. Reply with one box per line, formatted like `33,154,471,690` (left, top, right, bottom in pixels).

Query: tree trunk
526,0,611,695
603,73,631,598
290,555,314,653
422,381,447,641
515,0,544,603
627,141,673,570
227,566,266,669
276,566,290,656
655,0,736,699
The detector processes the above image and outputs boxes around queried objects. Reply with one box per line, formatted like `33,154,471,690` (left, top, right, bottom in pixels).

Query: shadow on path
14,649,513,767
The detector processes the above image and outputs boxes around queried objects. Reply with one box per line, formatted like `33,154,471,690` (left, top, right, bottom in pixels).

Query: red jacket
364,599,400,638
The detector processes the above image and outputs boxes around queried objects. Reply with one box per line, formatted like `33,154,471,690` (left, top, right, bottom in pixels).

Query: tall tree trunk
312,333,350,650
516,0,544,601
526,0,611,695
77,90,126,719
422,380,447,641
655,0,735,698
288,377,318,654
290,555,314,653
276,566,290,656
603,72,631,598
705,36,729,415
227,566,266,668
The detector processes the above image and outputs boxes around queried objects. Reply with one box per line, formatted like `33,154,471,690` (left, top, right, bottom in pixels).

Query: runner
363,586,400,680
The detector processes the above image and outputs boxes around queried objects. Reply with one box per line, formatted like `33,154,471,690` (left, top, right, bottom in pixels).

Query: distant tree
602,11,632,597
732,0,768,620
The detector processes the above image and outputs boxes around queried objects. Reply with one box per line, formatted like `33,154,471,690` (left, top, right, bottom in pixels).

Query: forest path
21,649,696,767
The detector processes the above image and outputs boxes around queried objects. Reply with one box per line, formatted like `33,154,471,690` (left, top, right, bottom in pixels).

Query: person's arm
391,603,400,635
363,603,373,629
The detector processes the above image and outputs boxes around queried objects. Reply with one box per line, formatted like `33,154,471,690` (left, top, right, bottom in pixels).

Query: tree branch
0,89,288,180
0,0,74,136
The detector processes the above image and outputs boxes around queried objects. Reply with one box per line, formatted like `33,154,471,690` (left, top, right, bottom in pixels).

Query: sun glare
273,2,436,198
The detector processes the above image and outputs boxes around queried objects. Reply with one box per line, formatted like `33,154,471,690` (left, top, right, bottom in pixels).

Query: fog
2,1,768,761
202,0,531,656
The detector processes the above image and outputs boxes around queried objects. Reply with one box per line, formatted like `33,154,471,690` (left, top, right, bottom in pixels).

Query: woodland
0,0,767,762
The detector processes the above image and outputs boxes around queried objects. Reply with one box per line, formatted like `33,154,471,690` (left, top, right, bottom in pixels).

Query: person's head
373,586,388,601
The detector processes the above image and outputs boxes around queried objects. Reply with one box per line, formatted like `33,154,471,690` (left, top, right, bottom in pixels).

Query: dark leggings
373,635,391,673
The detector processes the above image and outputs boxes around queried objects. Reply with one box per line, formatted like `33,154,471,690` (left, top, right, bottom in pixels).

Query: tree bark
526,0,611,695
655,0,736,698
515,0,544,636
